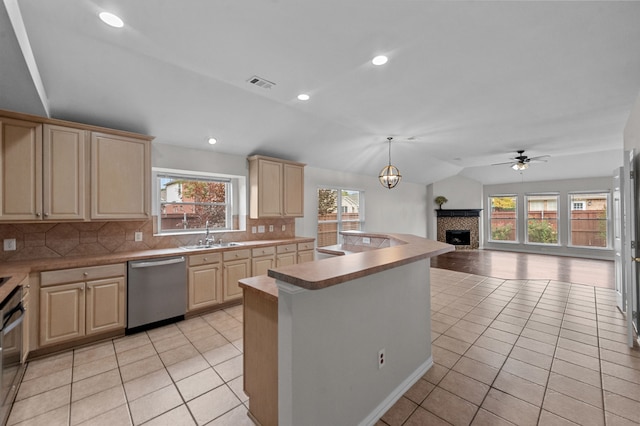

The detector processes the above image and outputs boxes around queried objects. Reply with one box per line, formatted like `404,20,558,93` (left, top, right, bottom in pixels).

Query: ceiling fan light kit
379,137,402,189
492,149,550,171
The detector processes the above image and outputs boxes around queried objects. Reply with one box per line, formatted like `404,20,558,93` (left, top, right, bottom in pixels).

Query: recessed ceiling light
297,94,310,101
372,55,388,66
208,138,217,145
99,12,124,28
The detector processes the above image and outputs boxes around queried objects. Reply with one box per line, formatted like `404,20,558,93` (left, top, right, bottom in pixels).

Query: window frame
488,194,519,244
568,191,611,250
317,187,365,247
525,193,560,246
153,168,245,236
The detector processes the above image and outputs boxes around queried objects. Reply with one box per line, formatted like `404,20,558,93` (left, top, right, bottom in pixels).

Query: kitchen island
240,232,453,426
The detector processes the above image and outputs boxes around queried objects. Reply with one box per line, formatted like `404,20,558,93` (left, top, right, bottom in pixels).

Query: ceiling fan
492,150,550,171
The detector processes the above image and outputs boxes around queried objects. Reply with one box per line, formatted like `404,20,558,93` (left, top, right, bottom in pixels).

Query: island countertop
268,233,453,290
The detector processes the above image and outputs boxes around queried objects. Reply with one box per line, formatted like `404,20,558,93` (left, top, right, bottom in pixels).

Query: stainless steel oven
0,286,25,425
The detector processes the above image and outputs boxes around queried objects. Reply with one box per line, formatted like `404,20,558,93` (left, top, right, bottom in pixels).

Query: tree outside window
159,174,232,233
526,194,559,244
317,188,364,247
489,195,517,242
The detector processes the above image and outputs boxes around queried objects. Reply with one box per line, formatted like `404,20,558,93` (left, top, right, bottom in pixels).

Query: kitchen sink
179,242,243,251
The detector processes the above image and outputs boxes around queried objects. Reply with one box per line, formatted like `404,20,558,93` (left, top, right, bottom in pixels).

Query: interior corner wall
298,167,429,241
483,176,616,260
624,91,640,152
428,175,484,245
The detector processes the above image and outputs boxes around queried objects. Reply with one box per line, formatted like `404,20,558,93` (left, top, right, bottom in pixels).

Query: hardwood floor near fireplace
431,249,614,289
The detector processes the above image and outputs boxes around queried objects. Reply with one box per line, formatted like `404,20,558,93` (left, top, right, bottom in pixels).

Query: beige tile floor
9,268,640,425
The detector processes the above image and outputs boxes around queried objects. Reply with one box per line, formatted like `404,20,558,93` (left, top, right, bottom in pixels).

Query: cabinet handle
83,272,89,276
44,212,49,217
203,257,208,262
35,212,40,217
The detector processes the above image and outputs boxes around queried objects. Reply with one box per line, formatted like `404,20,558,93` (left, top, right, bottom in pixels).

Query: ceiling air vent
247,75,275,89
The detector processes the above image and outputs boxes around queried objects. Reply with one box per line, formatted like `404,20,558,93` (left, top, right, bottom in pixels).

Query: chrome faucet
204,220,214,247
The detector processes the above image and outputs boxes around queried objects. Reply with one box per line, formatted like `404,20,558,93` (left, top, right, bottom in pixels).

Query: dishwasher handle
130,257,186,269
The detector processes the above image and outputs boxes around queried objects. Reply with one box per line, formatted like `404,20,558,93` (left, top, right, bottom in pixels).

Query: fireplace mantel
435,209,483,218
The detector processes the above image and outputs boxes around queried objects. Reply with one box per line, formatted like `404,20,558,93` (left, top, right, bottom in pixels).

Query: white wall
297,167,429,240
483,176,615,259
624,91,640,152
426,175,483,239
277,259,432,426
153,144,429,239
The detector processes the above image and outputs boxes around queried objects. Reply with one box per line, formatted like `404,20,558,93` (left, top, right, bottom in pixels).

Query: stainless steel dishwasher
127,256,187,333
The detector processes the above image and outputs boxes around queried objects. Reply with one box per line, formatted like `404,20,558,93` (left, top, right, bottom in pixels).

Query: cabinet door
0,117,42,220
188,264,222,311
91,132,150,219
86,277,125,335
276,252,296,267
40,283,85,346
283,163,304,217
252,255,275,277
298,250,315,264
257,159,283,217
43,125,88,220
223,258,250,301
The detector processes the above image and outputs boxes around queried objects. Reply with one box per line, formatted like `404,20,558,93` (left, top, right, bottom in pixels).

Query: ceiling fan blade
491,161,517,166
527,155,550,163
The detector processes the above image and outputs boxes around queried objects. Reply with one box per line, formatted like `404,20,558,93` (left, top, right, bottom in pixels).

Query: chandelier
379,137,402,189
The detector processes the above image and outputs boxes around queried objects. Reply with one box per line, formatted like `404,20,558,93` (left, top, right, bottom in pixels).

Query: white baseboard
359,356,434,426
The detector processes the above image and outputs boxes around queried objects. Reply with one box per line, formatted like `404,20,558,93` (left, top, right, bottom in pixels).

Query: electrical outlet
282,224,286,231
134,232,143,242
258,225,265,233
3,238,16,251
378,348,386,369
363,237,371,245
252,226,257,233
269,225,274,232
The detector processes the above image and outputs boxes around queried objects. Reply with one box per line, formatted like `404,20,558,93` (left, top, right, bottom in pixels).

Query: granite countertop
269,233,453,291
0,236,314,303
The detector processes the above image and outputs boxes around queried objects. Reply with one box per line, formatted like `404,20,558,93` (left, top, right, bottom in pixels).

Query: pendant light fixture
379,137,402,189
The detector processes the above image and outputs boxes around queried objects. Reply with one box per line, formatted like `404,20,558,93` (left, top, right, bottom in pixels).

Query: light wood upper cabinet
43,125,88,220
249,155,305,218
0,120,87,221
91,132,150,220
0,117,43,220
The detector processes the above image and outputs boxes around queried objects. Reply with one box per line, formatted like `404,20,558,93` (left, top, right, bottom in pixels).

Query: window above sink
153,168,246,236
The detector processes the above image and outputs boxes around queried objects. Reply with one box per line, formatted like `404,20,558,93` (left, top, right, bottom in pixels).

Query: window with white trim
317,188,365,247
569,192,609,248
157,172,234,234
526,194,559,245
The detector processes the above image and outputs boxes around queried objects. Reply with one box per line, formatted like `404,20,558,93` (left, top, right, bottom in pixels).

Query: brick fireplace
436,209,482,250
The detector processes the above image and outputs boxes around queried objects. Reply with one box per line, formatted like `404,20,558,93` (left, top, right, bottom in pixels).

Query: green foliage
434,196,448,206
491,223,513,241
528,220,558,244
318,189,337,215
491,196,516,211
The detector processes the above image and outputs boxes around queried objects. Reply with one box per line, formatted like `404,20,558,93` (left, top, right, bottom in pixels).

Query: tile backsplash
0,216,295,262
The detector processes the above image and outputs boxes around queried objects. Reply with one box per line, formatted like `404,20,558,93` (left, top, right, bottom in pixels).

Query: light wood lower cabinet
188,253,222,311
297,241,315,263
276,243,296,267
252,246,275,277
21,278,30,363
223,249,251,302
39,264,126,347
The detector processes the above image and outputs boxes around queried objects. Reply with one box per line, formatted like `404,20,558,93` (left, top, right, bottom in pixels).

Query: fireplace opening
446,230,471,246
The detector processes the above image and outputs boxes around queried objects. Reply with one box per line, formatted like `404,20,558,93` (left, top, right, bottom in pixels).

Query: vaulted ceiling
1,0,639,185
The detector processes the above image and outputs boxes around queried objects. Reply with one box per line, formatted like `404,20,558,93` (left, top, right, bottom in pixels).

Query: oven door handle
2,304,24,335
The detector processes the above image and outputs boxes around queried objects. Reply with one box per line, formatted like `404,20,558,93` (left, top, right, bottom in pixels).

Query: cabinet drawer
277,243,296,254
189,252,222,266
41,263,125,287
297,242,314,251
252,246,275,257
223,248,251,261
